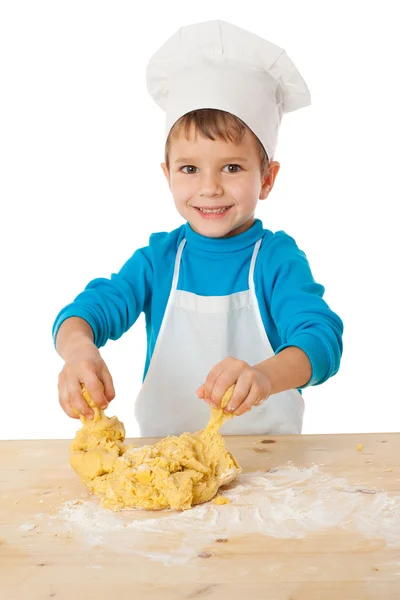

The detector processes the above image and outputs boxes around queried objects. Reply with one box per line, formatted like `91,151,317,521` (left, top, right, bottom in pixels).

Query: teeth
198,207,228,214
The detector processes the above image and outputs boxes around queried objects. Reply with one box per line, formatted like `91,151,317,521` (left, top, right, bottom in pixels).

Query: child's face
161,124,279,238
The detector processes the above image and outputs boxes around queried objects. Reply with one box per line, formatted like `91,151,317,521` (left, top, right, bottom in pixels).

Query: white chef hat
146,19,311,161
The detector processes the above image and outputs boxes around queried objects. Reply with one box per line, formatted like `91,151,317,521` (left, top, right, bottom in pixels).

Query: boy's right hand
58,342,115,420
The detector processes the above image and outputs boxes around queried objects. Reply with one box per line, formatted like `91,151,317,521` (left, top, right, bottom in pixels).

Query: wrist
254,347,312,395
62,335,97,362
56,317,95,360
253,361,279,396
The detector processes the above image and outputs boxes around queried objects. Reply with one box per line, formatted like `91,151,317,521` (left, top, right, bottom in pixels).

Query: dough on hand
70,385,241,511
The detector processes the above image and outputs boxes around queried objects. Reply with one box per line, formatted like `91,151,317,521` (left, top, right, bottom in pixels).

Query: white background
1,1,399,440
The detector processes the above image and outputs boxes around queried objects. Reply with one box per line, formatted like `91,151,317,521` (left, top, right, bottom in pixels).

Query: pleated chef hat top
146,19,311,161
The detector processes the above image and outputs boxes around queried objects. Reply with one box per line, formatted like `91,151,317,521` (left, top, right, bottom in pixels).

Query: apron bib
135,237,304,437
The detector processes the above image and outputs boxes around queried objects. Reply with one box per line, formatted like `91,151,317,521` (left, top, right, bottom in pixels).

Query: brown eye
181,165,197,174
224,164,242,173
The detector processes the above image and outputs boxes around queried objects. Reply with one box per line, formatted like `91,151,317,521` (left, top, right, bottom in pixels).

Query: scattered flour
19,523,36,531
50,463,400,565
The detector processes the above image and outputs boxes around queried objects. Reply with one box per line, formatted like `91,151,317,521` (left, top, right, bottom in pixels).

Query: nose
199,171,223,197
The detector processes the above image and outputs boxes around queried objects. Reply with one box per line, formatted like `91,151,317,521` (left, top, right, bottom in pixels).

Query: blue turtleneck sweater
52,219,343,388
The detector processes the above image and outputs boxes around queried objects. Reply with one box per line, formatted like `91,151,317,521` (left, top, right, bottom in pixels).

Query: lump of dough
70,385,241,511
212,495,230,505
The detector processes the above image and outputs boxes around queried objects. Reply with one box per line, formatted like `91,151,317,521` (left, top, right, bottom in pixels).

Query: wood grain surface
1,432,399,600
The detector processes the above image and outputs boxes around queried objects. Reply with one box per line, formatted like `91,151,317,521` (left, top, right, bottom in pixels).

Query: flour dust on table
46,462,400,566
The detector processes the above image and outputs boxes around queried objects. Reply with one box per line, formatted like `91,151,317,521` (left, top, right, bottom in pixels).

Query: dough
212,495,231,505
70,385,241,511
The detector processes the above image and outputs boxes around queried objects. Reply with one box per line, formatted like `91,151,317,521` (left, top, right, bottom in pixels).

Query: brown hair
164,108,270,179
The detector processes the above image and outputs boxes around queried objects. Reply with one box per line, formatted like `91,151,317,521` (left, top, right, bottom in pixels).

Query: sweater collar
184,218,264,253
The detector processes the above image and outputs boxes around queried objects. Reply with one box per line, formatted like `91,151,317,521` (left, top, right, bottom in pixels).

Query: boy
53,20,343,437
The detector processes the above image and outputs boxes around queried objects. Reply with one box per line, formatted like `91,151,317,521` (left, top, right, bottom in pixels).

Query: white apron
134,237,305,437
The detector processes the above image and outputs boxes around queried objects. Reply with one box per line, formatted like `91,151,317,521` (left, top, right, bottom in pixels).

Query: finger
196,384,205,398
100,366,115,402
58,379,80,419
234,387,265,416
203,359,231,402
65,399,80,419
209,368,239,407
225,373,252,413
69,381,94,419
196,385,214,406
210,360,250,407
82,372,108,410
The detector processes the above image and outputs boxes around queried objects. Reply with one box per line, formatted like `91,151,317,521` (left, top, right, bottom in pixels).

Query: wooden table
1,433,400,600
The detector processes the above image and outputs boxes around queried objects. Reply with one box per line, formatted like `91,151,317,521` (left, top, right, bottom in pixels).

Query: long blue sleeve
52,219,343,387
257,231,343,387
52,247,153,348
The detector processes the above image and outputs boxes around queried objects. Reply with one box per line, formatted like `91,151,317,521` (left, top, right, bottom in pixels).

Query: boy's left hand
196,357,272,416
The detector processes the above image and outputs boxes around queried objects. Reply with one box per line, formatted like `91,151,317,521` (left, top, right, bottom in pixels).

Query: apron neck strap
172,239,187,291
248,238,263,295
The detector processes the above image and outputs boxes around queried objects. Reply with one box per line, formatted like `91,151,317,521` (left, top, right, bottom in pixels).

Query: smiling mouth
194,206,233,214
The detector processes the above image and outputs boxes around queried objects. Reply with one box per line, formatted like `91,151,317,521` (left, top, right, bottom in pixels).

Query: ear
259,184,271,200
259,161,280,200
